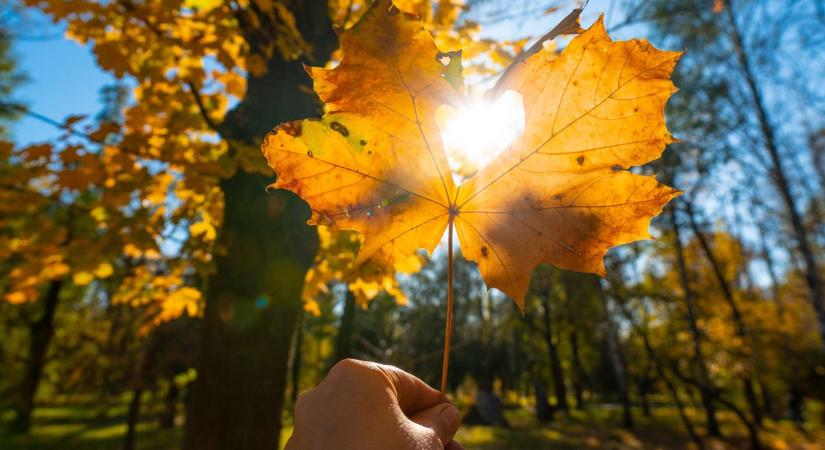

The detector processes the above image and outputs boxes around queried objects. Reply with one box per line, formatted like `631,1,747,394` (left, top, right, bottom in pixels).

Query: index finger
375,363,443,415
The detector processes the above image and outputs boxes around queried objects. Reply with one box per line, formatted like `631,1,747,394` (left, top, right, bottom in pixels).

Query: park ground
2,399,824,450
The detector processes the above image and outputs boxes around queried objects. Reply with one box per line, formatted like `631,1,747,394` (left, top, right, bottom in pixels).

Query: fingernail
438,403,461,426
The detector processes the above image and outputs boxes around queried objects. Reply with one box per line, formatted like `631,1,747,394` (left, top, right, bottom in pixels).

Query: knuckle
294,390,313,417
329,358,370,376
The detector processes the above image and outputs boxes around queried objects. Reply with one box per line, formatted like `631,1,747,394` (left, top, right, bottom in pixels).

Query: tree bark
123,387,144,450
540,293,568,413
669,208,721,437
332,290,357,366
182,4,336,450
788,386,805,426
159,377,179,429
759,381,777,421
534,381,555,422
724,0,825,348
290,307,305,405
638,366,653,418
569,330,587,409
124,334,160,450
562,274,589,410
12,279,63,433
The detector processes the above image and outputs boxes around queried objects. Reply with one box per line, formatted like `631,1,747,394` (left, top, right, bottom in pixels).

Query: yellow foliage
73,271,94,286
189,211,218,242
94,262,114,278
301,225,417,312
4,291,29,304
123,243,144,259
304,298,322,317
155,286,202,325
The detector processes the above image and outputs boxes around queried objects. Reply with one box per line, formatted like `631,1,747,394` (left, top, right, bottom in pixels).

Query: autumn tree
639,0,825,348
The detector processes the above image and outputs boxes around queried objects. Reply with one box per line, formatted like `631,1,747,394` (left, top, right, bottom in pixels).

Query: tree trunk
743,377,762,428
182,173,318,450
511,325,527,398
759,380,777,421
540,293,568,413
159,378,179,429
569,330,586,409
290,307,305,405
638,368,652,418
12,279,63,433
684,200,762,427
96,300,130,420
599,291,633,429
624,300,703,449
788,386,805,426
725,0,825,348
534,381,554,422
669,208,721,437
332,290,357,365
182,4,336,450
757,221,783,308
123,387,143,450
124,335,159,450
563,275,589,410
666,381,702,448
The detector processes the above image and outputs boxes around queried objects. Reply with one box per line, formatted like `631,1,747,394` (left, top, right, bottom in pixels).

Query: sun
438,90,525,180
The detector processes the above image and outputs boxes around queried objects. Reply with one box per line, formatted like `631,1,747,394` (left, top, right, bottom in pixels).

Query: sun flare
438,90,525,179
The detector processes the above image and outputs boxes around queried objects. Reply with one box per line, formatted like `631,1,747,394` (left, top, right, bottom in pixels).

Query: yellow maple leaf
94,262,114,278
123,243,143,259
261,1,681,309
5,291,29,304
73,271,94,286
189,220,217,242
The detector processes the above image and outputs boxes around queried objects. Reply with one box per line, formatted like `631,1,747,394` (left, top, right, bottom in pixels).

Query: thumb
410,403,461,445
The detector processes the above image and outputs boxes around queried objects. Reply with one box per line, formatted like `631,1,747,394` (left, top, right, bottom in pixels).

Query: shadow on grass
3,402,824,450
456,404,825,450
0,404,181,450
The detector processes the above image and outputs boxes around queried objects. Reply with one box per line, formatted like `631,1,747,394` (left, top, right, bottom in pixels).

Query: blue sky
9,9,115,144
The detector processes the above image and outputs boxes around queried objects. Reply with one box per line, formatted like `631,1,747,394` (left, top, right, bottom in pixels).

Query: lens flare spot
438,90,525,180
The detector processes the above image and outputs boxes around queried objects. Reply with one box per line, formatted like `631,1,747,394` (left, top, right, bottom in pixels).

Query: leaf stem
440,216,455,397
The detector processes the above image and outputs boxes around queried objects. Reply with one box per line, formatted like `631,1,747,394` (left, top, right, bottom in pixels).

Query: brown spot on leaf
576,155,585,166
330,121,349,137
281,121,302,137
360,139,367,146
481,246,489,258
307,150,313,157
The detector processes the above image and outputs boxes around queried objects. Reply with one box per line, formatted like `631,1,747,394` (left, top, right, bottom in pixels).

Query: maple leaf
261,0,682,309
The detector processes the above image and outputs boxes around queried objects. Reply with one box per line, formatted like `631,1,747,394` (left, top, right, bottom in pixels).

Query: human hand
286,359,463,450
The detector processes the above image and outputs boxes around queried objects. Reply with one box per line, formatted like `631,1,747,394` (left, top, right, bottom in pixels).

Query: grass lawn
1,401,823,449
